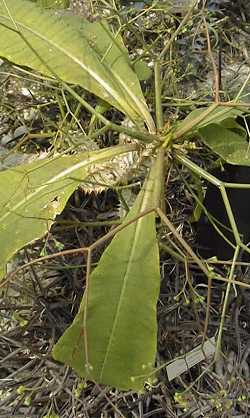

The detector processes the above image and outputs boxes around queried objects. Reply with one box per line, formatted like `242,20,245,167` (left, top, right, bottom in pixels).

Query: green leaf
0,144,134,279
36,0,69,8
220,117,247,137
68,17,154,130
133,60,152,81
178,106,244,133
199,123,250,166
0,0,154,129
52,155,163,391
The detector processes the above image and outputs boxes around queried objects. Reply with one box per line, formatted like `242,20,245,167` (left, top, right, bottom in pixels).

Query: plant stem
175,153,221,186
159,0,198,59
6,19,157,143
215,245,240,359
154,60,163,130
156,208,211,278
172,103,219,140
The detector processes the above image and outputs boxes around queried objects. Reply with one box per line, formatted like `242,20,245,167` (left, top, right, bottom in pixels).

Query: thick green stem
154,60,163,130
172,103,218,140
175,153,221,186
63,83,158,143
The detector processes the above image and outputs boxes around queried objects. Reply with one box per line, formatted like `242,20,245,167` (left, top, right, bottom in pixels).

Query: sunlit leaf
52,154,164,391
0,144,135,279
0,0,154,129
36,0,69,8
178,106,245,133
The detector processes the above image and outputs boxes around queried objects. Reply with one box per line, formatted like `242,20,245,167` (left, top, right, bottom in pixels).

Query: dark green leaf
199,123,250,166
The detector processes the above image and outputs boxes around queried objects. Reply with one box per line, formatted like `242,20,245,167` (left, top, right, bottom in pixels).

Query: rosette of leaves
0,0,160,391
0,0,248,391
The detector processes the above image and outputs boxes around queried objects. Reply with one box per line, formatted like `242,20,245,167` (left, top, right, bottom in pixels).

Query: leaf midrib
0,145,135,225
99,188,152,379
0,13,136,118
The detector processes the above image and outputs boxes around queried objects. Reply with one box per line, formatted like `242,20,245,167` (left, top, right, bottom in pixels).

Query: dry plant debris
0,0,250,417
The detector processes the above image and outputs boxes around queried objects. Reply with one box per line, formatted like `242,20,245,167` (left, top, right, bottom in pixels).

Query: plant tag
166,337,216,381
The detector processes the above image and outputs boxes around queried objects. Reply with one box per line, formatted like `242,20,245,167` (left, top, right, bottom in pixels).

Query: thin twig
159,0,198,59
203,17,220,102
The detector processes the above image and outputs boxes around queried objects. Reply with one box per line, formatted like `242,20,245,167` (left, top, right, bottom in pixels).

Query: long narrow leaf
0,0,153,128
177,106,244,133
0,144,135,279
52,154,163,391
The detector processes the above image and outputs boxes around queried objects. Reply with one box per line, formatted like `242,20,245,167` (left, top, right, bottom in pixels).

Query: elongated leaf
0,0,154,128
177,106,244,133
52,154,163,391
78,19,154,130
199,123,250,165
37,0,69,8
0,144,135,279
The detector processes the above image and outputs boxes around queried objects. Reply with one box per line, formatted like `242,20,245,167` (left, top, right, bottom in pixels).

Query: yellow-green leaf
0,144,134,279
52,154,163,391
0,0,154,128
177,106,244,134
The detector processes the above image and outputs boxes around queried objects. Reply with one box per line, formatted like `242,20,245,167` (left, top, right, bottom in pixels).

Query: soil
0,1,250,417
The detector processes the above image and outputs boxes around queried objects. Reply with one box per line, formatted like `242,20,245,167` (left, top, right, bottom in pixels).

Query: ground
0,1,250,417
